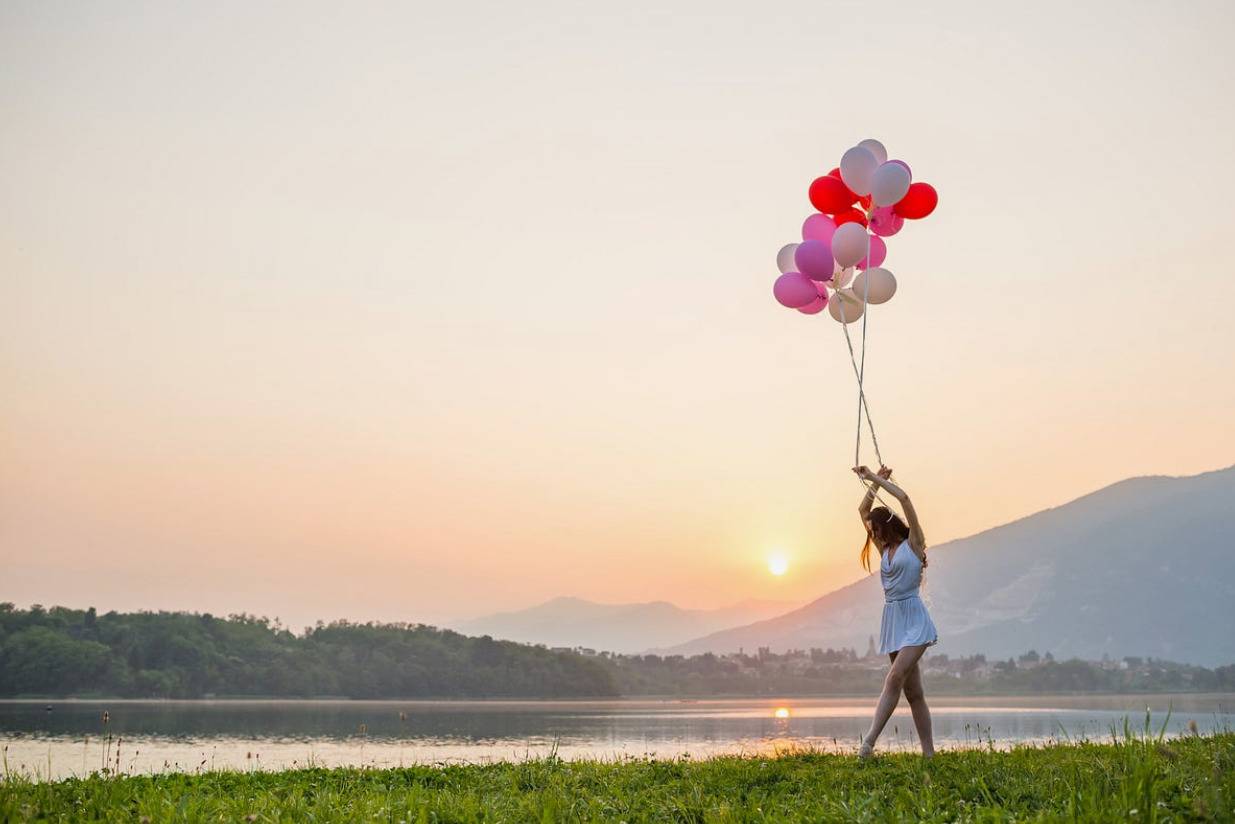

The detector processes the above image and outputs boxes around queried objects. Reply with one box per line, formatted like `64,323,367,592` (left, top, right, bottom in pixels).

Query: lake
2,694,1231,780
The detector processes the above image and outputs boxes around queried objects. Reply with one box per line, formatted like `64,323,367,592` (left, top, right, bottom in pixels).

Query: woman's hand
853,465,892,481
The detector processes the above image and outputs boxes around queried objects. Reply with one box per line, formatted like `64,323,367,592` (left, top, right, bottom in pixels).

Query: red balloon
833,207,869,228
809,175,856,214
893,182,938,219
858,193,872,210
828,167,842,178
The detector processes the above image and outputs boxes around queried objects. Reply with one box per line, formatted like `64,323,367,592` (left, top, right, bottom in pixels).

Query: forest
0,604,617,698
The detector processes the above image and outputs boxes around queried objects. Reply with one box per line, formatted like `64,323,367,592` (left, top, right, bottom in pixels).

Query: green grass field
2,732,1231,822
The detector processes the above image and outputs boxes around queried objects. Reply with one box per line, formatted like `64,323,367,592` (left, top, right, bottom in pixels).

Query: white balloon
776,243,800,274
828,289,865,324
832,266,854,288
831,222,870,268
839,146,878,196
851,266,897,304
870,162,912,207
857,138,888,165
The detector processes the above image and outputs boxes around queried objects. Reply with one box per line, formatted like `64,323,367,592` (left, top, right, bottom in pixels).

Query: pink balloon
869,206,904,237
859,236,887,270
801,214,836,243
797,295,827,315
773,272,818,308
794,239,834,281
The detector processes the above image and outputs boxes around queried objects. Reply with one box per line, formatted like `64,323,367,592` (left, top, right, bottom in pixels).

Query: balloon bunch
771,138,938,323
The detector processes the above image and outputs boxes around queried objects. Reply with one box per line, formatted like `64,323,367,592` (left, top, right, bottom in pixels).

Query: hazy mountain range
452,597,800,653
661,465,1235,665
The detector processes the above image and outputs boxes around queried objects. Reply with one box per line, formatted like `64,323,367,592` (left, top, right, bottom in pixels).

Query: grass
1,731,1231,822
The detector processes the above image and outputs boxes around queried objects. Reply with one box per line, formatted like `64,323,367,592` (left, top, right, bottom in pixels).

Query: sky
2,0,1234,631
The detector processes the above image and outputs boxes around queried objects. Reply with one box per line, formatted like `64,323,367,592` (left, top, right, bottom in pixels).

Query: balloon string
838,290,890,508
857,261,878,463
838,287,883,466
855,254,891,507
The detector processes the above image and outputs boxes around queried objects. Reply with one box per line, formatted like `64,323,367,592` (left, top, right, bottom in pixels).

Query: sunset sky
3,1,1233,631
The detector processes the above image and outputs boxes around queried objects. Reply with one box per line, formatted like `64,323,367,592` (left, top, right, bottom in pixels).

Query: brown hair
861,506,912,572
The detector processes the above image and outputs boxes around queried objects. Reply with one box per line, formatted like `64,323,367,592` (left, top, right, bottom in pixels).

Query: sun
767,552,790,577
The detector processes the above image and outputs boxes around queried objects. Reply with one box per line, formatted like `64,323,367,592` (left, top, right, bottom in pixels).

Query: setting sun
767,553,790,577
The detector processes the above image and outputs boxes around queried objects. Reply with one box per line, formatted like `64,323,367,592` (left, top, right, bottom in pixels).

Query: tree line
4,604,1233,699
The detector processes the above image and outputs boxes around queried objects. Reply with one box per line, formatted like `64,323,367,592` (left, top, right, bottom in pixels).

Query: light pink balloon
870,161,912,207
888,159,911,177
852,267,897,305
858,235,887,269
776,243,800,274
798,295,827,315
828,290,865,324
773,272,818,308
801,214,836,243
857,138,888,165
839,146,878,196
831,222,869,268
869,207,904,237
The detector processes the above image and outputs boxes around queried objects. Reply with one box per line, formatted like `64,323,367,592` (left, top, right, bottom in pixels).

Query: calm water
2,695,1231,780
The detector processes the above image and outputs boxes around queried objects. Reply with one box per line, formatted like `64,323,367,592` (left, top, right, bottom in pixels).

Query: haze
2,1,1233,630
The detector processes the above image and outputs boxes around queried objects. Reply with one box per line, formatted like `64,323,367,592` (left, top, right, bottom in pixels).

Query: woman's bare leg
860,644,927,754
902,659,934,757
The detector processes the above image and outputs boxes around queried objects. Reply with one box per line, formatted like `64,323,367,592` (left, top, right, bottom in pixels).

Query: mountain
452,597,801,654
661,465,1235,666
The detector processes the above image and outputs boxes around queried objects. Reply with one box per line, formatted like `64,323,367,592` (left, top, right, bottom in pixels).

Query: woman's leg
902,659,934,757
860,643,927,754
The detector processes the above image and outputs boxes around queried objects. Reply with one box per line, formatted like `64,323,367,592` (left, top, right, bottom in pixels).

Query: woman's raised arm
853,467,926,557
855,465,892,530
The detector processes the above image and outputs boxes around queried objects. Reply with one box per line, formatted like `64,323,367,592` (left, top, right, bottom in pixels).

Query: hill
0,605,617,699
453,597,798,653
663,465,1235,665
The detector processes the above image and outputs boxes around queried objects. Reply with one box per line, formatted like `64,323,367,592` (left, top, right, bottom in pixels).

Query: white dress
878,539,938,655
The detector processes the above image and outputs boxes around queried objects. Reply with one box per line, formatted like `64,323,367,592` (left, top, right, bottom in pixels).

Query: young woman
853,464,938,758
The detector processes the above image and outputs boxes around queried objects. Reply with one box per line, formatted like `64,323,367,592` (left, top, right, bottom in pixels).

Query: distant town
557,641,1235,696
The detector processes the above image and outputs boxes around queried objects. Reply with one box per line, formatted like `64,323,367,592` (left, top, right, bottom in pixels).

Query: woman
853,464,937,758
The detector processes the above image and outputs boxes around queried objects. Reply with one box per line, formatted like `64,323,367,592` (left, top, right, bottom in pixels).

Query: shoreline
3,691,1233,706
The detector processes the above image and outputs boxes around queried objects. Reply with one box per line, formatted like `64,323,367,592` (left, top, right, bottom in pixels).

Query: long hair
861,506,912,572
